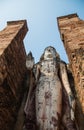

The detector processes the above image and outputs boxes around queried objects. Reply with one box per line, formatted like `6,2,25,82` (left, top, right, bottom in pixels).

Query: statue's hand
69,93,75,121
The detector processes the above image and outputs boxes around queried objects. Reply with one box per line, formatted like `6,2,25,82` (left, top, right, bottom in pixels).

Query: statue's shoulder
33,61,41,72
60,60,66,66
60,59,66,64
33,62,40,71
59,60,67,73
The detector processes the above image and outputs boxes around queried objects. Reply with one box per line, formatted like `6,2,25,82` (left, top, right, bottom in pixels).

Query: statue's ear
56,52,60,59
40,53,44,61
55,52,61,63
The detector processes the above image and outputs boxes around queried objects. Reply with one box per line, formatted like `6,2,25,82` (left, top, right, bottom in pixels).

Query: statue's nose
48,49,50,52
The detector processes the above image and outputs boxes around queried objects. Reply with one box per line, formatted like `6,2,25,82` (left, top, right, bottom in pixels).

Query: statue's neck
43,57,57,61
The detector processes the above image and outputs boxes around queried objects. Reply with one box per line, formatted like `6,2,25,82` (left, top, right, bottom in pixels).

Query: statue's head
42,46,60,60
44,46,56,60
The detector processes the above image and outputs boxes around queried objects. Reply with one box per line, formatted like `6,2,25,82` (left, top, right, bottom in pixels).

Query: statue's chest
40,60,58,75
36,60,61,95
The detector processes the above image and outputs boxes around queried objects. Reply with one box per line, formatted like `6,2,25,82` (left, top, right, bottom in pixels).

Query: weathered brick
58,13,84,130
0,20,28,130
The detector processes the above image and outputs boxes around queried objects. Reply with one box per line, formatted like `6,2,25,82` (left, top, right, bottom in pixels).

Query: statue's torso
36,60,62,130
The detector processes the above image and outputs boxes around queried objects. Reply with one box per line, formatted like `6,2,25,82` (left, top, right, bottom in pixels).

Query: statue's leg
36,78,62,130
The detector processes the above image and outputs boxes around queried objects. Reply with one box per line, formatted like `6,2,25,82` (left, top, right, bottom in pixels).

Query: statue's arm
25,63,40,112
60,62,75,121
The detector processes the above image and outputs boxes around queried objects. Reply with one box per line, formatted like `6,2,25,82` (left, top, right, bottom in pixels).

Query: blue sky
0,0,84,63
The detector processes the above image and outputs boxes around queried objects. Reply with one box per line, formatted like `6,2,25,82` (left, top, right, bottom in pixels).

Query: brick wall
57,14,84,130
0,20,28,130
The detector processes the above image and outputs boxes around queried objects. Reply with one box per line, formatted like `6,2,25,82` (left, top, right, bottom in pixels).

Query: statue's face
44,46,56,60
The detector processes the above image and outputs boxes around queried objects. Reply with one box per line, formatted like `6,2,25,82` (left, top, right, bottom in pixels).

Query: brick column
0,20,28,130
57,14,84,130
